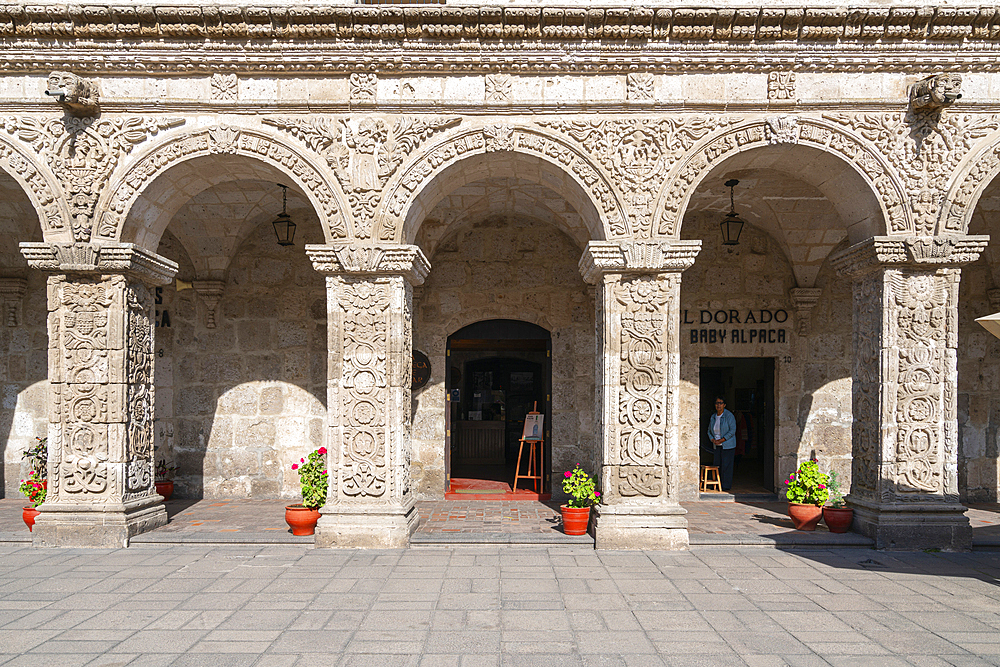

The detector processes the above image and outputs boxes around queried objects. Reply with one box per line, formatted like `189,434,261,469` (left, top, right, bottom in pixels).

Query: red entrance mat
446,477,550,501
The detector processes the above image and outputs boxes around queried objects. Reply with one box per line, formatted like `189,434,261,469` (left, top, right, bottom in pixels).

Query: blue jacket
707,409,737,450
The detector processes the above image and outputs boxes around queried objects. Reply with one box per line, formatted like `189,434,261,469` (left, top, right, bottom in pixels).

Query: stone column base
593,504,689,550
31,500,167,548
850,498,972,551
315,504,419,548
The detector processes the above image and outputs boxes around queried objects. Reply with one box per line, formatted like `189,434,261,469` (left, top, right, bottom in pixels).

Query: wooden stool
700,465,722,492
513,438,542,493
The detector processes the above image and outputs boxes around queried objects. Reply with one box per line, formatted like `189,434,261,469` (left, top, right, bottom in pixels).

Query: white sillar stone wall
411,216,596,500
957,214,1000,503
678,213,854,500
0,272,48,497
153,222,328,500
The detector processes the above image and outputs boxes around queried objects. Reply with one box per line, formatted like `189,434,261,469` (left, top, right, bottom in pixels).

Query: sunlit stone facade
0,2,998,549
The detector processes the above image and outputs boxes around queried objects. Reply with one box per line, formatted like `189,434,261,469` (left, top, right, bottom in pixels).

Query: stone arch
95,125,349,249
656,117,910,241
0,133,69,241
940,132,1000,235
380,125,630,244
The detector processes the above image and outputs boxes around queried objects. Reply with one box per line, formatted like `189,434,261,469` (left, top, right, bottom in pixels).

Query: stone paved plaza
0,543,999,666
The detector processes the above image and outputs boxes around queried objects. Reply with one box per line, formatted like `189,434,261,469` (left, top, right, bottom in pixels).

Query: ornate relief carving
263,115,459,235
765,116,799,145
100,127,347,241
483,125,517,153
767,71,796,100
340,279,390,499
789,287,822,335
850,272,881,500
943,143,1000,233
45,72,100,115
124,282,154,497
659,120,909,236
542,117,734,237
485,73,512,103
0,138,64,233
385,127,629,242
826,111,999,235
626,73,654,101
910,74,962,112
210,73,238,101
579,240,701,284
0,278,25,327
305,243,430,286
1,115,183,242
350,72,377,102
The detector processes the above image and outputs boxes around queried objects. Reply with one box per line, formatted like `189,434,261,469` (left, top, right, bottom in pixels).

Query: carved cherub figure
45,72,100,114
910,73,962,112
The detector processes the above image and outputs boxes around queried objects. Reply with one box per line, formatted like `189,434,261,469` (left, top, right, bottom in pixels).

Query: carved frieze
943,143,1000,234
541,117,735,237
579,240,701,284
826,111,999,235
21,242,178,286
659,119,909,237
832,236,988,277
305,243,430,286
1,115,183,242
264,115,459,235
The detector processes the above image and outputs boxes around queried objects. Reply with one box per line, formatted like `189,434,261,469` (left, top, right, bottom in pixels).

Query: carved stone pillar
306,244,429,548
832,236,988,550
580,240,701,550
20,242,177,547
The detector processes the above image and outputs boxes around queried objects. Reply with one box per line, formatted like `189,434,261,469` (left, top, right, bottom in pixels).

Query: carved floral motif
350,72,377,101
485,73,512,103
826,111,999,235
0,139,63,233
264,115,460,235
541,117,735,237
767,71,796,100
626,73,654,101
1,115,183,241
210,73,238,101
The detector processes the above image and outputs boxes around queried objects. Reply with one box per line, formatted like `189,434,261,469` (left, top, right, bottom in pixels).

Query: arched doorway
445,319,552,499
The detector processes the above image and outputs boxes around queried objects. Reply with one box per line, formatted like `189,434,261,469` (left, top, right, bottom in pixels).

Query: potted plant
285,446,328,536
20,437,47,531
784,459,829,531
560,464,600,536
822,470,853,533
155,459,177,501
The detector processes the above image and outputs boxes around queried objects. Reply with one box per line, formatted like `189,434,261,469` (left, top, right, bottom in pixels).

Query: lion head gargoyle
910,73,962,112
45,72,100,115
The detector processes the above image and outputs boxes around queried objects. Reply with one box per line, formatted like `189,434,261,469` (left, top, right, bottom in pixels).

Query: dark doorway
700,357,776,494
446,320,552,498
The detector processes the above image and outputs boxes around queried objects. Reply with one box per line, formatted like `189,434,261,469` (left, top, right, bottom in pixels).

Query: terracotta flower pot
285,504,321,536
22,506,40,532
560,505,591,536
823,506,854,533
788,502,823,531
155,480,174,501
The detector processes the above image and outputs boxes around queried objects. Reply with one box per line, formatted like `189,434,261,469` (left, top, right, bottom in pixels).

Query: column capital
579,239,702,285
832,236,989,277
19,242,178,286
305,243,431,286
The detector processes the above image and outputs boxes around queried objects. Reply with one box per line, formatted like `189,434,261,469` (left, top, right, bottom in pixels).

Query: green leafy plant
292,447,328,510
22,437,46,479
826,470,846,508
784,459,829,506
562,465,600,508
19,473,45,507
20,437,47,507
155,459,177,481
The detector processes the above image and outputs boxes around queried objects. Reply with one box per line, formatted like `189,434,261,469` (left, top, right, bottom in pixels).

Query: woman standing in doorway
707,397,737,491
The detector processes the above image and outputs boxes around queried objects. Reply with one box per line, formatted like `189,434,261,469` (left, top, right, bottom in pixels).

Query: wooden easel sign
521,411,543,441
